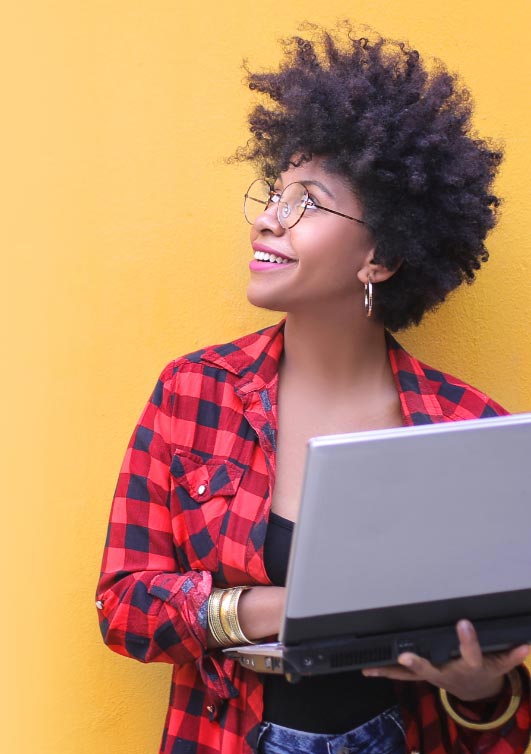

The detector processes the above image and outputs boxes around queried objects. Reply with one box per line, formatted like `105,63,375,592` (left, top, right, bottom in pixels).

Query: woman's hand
362,620,529,702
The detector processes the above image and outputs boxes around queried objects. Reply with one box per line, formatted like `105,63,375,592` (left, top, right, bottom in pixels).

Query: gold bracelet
439,669,522,731
219,589,238,642
207,588,232,647
224,587,255,645
219,586,257,645
221,587,249,644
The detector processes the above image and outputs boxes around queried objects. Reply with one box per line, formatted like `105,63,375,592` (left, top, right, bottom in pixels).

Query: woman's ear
356,250,402,285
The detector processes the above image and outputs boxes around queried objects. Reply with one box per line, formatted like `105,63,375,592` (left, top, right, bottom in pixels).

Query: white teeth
254,251,291,264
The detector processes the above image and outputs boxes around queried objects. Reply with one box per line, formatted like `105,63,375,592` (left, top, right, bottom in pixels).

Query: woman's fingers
362,653,440,683
362,664,417,681
361,624,530,696
458,620,529,674
486,644,530,675
456,620,483,669
398,652,439,678
508,645,530,665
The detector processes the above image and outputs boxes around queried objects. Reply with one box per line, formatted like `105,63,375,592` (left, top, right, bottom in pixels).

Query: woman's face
247,155,376,315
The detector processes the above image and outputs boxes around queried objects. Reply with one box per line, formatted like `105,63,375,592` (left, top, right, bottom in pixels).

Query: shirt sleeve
399,667,531,754
449,666,531,754
95,365,235,698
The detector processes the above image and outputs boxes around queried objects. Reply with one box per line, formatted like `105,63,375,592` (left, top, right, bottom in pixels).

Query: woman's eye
305,196,318,209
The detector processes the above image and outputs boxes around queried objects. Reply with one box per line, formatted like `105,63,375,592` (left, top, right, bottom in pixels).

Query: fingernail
363,669,379,677
458,620,473,635
399,654,413,667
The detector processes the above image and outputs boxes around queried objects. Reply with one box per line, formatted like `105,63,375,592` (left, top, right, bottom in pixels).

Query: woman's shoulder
388,335,509,421
420,360,508,419
155,320,285,391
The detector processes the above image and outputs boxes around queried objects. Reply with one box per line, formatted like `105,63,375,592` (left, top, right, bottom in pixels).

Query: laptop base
224,614,531,682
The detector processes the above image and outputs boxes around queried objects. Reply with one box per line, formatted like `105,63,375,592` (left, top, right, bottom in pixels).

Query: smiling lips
250,246,296,271
254,250,292,265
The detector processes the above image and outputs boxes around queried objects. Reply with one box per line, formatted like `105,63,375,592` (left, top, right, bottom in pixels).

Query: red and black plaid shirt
97,321,530,754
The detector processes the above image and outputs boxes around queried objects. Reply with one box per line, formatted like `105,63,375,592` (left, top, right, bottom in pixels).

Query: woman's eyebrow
300,180,335,199
274,178,336,199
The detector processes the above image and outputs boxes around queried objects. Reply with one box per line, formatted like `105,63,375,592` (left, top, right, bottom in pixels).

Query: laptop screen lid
280,412,531,645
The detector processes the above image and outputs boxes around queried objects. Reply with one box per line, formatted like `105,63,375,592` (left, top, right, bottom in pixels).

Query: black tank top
261,511,397,733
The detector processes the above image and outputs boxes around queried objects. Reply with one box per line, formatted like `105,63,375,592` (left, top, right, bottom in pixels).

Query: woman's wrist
206,586,285,648
237,586,285,641
439,670,522,731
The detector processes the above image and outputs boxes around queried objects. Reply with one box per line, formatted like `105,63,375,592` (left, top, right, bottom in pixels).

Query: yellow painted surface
1,1,530,752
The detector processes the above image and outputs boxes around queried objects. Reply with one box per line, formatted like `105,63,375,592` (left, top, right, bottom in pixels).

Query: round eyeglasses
243,178,365,229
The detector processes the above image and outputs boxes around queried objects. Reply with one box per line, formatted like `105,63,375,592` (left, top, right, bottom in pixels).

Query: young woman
96,26,530,754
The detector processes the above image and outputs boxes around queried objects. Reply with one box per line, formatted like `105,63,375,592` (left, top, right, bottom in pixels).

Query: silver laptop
224,413,531,680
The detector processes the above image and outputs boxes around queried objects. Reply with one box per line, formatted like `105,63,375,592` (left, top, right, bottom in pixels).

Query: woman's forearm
238,586,286,640
207,586,285,648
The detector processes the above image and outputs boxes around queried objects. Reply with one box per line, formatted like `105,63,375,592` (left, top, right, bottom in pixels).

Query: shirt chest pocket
169,451,245,573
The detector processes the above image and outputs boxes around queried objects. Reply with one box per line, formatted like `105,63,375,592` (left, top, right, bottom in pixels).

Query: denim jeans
255,705,406,754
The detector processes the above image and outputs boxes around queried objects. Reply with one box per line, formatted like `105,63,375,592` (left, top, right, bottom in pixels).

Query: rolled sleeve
96,364,234,696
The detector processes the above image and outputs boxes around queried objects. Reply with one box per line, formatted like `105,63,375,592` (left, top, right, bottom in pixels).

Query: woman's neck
282,310,391,394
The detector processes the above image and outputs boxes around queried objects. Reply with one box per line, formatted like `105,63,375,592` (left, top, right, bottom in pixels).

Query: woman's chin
246,287,288,313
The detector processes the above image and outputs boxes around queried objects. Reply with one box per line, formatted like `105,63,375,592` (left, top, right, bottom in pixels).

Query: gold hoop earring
365,277,373,318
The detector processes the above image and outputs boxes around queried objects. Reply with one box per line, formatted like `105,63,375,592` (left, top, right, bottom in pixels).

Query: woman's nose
253,201,285,235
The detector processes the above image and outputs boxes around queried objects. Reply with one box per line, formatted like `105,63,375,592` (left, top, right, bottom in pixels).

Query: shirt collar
200,321,444,425
199,320,285,395
386,332,445,425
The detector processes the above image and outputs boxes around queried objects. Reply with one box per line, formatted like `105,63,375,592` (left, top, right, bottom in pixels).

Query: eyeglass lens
244,180,308,229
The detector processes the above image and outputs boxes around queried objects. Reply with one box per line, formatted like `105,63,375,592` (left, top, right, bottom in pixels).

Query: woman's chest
272,392,404,522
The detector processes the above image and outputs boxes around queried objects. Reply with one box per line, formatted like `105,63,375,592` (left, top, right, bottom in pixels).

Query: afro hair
235,24,503,330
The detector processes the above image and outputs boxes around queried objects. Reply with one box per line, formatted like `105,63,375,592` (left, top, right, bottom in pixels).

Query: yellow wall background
2,1,530,752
